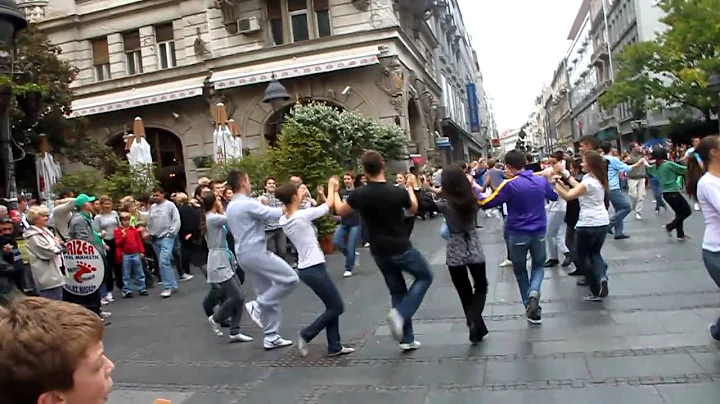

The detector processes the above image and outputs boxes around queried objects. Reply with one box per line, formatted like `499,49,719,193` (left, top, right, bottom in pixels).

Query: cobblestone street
106,203,720,404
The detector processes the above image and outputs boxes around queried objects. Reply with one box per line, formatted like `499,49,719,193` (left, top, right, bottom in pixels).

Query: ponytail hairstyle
583,150,609,189
686,135,720,199
651,146,667,165
200,192,218,237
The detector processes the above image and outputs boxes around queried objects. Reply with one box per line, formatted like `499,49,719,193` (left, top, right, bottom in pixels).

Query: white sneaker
245,301,264,328
100,297,110,305
386,308,404,342
208,316,223,336
635,213,642,220
180,274,194,281
329,346,355,357
500,259,512,267
228,333,253,343
694,202,700,211
264,336,293,350
100,311,112,318
297,332,309,357
343,270,353,278
363,242,369,248
105,292,114,302
160,289,172,298
399,340,421,351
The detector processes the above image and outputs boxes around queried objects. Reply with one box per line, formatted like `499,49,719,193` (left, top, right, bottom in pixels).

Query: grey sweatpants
238,250,298,339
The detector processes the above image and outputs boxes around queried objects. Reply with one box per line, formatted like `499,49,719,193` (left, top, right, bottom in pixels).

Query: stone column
139,26,158,73
107,33,125,79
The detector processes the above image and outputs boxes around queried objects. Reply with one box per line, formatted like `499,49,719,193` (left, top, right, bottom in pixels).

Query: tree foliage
599,0,720,120
54,163,158,201
209,152,271,193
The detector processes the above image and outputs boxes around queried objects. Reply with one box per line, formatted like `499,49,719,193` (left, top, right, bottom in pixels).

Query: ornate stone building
25,0,485,192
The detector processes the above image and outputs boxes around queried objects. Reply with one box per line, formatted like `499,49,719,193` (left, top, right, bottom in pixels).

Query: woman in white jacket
24,206,65,300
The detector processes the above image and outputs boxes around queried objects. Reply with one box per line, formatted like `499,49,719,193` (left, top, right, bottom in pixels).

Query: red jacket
114,226,145,265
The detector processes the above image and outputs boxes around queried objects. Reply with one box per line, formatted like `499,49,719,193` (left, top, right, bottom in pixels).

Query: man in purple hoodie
478,150,558,325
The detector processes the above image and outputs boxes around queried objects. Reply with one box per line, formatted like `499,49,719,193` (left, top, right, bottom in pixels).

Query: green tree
210,152,271,192
599,0,720,121
54,162,157,200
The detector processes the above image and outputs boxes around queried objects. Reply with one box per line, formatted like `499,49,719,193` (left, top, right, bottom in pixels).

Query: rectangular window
314,0,331,38
289,0,309,42
268,0,284,45
155,23,177,69
123,31,143,76
267,0,332,45
91,37,110,82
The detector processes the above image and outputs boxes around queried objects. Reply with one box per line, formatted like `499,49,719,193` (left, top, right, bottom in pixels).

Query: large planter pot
319,234,334,255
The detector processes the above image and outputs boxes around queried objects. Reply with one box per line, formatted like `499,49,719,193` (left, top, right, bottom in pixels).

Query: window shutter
123,32,141,51
267,0,282,19
288,0,307,12
91,38,109,65
155,23,175,43
313,0,329,11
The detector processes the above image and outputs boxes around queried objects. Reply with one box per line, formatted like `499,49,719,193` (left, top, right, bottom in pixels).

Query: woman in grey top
202,192,252,343
94,196,121,302
429,164,488,344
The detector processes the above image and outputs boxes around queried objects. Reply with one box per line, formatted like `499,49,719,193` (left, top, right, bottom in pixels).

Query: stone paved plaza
106,202,720,403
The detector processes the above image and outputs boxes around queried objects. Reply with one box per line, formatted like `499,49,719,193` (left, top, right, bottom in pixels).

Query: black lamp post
262,76,290,111
0,0,26,209
707,72,720,134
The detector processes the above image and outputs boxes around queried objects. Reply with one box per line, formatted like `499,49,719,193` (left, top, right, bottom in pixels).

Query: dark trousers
662,191,692,238
63,288,102,315
199,265,226,316
212,275,245,335
448,262,488,335
103,239,123,291
298,263,345,354
374,248,433,344
575,226,608,296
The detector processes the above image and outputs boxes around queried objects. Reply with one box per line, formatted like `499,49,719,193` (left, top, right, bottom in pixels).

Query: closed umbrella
36,133,62,205
127,117,153,165
212,103,243,163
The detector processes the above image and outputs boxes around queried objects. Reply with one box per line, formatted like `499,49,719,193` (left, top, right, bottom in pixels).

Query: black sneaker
526,295,540,320
122,292,133,298
567,269,582,276
614,234,630,240
139,290,148,296
561,254,572,267
544,259,560,268
526,313,542,324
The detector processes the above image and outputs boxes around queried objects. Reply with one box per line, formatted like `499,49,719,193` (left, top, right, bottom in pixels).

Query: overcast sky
457,0,583,133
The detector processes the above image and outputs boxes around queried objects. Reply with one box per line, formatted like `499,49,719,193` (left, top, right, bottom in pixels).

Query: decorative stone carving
352,0,371,11
376,56,405,113
17,0,48,23
193,28,210,57
203,80,235,125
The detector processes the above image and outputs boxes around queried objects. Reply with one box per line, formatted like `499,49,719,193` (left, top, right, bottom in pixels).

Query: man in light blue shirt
601,142,644,239
225,170,298,350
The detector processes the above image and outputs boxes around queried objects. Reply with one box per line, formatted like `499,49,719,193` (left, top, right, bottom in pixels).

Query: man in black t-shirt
332,151,433,351
333,172,362,277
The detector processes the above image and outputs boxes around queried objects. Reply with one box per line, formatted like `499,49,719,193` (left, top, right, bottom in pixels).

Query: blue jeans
575,226,608,296
152,236,178,290
333,224,360,271
507,231,546,308
608,189,631,236
122,253,147,294
298,263,344,354
650,177,666,209
373,248,434,344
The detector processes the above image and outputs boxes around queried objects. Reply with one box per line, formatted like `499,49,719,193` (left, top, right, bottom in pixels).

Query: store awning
210,46,381,90
70,76,207,117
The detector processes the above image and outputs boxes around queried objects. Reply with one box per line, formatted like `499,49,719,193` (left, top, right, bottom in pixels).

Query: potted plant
315,216,338,255
192,154,213,169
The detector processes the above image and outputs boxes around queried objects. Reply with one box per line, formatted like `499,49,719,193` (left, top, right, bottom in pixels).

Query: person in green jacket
646,147,692,239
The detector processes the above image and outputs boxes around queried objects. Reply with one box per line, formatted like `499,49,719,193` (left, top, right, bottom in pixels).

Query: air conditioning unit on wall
237,17,262,34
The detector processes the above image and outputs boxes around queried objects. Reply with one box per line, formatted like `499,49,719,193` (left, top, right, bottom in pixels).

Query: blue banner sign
436,136,451,149
466,83,480,132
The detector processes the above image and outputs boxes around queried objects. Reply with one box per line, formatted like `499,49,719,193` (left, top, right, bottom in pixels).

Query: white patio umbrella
212,103,243,163
36,133,62,205
126,117,153,165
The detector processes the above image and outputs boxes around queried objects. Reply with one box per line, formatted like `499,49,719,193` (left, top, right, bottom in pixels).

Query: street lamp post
0,0,27,210
707,72,720,134
262,76,291,111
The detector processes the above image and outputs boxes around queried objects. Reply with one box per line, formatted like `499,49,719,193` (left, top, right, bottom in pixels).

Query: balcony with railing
591,42,609,65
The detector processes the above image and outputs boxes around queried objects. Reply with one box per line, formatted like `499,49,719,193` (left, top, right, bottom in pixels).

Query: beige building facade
27,0,476,193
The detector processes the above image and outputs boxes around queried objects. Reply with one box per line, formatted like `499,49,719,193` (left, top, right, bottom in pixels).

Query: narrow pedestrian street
106,203,720,404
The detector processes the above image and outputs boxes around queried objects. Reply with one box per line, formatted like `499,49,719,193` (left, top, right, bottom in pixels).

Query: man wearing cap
67,193,107,318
